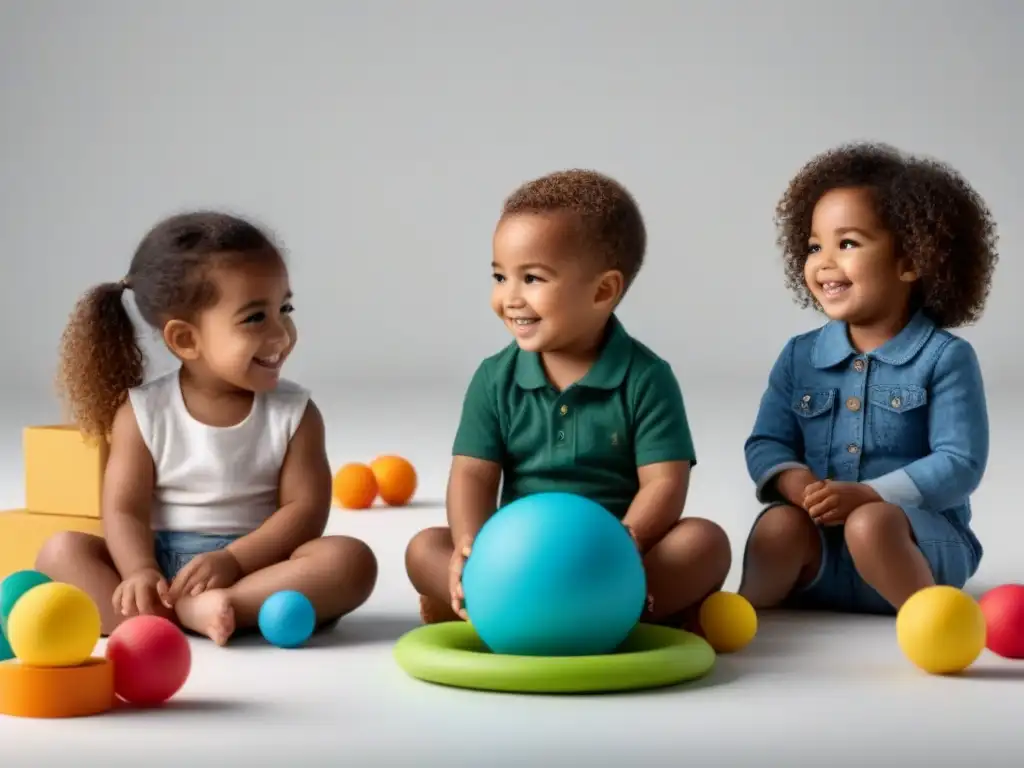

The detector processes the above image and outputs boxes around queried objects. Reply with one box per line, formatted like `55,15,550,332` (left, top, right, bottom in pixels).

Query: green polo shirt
451,315,696,519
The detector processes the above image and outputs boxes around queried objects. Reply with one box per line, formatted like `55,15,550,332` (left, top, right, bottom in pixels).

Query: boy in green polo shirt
405,169,732,629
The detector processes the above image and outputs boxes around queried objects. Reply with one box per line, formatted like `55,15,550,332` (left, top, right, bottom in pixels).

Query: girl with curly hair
36,212,377,643
740,142,999,615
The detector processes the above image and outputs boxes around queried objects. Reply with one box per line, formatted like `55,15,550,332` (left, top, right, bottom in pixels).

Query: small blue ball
258,590,316,648
461,492,647,657
0,626,12,662
0,569,52,634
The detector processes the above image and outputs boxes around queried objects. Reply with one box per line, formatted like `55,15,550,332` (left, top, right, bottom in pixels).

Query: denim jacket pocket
867,384,929,452
791,388,836,462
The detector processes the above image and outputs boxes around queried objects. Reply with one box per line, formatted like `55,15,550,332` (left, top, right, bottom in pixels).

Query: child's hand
803,480,881,525
167,550,242,603
113,567,170,617
448,539,472,620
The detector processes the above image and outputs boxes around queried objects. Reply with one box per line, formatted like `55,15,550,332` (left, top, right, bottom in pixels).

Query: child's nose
266,320,291,347
811,248,836,272
504,285,526,307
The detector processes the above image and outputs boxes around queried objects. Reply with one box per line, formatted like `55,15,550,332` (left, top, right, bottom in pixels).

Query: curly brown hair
774,142,998,328
57,211,281,439
502,169,647,290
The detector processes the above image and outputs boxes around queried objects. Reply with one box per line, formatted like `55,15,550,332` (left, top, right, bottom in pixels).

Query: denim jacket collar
811,309,937,369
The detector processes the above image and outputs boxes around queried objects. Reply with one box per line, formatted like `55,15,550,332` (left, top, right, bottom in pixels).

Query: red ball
105,615,191,706
978,584,1024,659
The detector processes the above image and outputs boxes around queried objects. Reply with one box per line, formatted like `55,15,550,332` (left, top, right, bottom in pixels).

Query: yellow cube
0,510,103,581
23,426,108,519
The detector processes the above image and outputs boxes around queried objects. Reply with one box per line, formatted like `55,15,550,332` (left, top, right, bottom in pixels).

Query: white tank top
127,368,311,534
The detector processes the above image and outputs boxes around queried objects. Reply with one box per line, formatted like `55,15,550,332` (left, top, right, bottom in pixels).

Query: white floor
0,381,1021,766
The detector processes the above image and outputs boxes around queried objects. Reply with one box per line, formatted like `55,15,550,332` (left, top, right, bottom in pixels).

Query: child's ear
594,269,625,309
898,267,920,284
162,319,202,361
897,256,919,283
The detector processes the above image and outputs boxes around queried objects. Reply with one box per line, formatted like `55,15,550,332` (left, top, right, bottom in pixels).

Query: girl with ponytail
40,211,377,644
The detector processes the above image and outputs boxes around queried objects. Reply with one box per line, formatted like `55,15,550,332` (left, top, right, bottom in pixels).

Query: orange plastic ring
0,657,115,718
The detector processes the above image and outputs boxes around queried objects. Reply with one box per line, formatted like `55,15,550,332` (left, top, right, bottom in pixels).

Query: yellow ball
6,582,101,667
896,585,986,675
698,591,758,653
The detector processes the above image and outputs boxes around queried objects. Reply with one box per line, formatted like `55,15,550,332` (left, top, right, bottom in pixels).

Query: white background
1,2,1021,765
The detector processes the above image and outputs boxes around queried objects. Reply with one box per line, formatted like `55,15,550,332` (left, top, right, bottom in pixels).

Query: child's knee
331,535,378,583
751,504,816,554
34,531,101,575
843,502,910,557
404,526,452,576
682,517,733,571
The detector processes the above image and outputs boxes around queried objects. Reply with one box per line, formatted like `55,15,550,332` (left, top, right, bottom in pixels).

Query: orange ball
333,463,378,509
370,455,417,506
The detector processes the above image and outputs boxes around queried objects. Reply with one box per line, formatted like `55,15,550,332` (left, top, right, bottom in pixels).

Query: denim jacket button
891,396,902,408
853,359,865,372
846,396,861,412
847,443,860,454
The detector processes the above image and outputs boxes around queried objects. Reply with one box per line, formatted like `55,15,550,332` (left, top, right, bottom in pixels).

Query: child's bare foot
175,589,236,645
419,594,459,624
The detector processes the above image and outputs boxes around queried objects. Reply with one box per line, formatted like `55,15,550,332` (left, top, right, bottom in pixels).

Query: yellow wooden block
24,425,108,519
0,510,104,582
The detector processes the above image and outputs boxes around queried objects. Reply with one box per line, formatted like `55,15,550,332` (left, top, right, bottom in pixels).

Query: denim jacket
744,310,988,531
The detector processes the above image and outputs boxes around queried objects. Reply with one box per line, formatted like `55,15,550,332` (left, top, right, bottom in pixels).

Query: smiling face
804,187,919,326
490,212,621,355
164,254,297,393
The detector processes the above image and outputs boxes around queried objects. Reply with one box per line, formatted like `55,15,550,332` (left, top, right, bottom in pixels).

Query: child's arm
447,456,501,548
226,400,332,575
744,338,820,506
863,338,988,512
447,362,505,546
623,461,690,553
621,362,696,551
102,401,161,579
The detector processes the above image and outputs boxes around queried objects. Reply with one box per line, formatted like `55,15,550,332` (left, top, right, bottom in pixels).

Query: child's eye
243,311,266,324
807,244,821,255
524,273,543,284
281,303,294,314
492,273,505,283
839,238,859,249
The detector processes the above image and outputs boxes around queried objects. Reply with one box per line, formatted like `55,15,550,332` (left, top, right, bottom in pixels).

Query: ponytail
56,280,144,439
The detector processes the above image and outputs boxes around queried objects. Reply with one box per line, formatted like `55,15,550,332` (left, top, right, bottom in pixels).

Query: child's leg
642,517,732,628
174,535,377,645
404,526,461,624
738,504,824,609
407,520,734,628
843,502,976,611
34,531,174,635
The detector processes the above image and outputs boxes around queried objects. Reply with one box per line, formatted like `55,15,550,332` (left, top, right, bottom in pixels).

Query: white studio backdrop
1,0,1021,400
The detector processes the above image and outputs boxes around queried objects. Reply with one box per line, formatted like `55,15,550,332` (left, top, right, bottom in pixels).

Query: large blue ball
258,590,316,648
461,492,646,657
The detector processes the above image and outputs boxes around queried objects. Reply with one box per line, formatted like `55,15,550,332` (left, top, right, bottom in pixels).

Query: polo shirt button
560,405,568,416
557,430,565,441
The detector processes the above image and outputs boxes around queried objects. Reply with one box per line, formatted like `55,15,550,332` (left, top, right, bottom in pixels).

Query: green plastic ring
393,621,716,693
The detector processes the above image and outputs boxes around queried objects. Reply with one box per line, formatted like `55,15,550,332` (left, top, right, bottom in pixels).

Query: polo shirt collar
514,314,633,390
811,309,936,369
